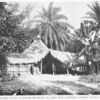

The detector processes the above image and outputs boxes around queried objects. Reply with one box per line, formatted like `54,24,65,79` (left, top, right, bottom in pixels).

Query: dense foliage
0,2,34,55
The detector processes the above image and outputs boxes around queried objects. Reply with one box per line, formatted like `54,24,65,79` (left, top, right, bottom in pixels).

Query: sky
11,0,100,29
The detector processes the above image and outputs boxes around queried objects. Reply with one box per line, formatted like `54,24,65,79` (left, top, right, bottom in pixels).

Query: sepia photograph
0,0,100,98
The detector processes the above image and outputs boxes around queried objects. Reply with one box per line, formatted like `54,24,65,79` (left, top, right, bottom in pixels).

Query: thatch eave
49,49,76,64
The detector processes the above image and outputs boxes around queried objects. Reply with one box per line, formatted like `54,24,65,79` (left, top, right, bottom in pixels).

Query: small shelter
6,37,49,76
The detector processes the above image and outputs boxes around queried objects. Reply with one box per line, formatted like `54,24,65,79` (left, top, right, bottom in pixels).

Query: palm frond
51,7,61,16
86,12,96,18
52,28,60,50
87,4,95,13
48,2,53,21
42,7,48,19
48,2,53,13
31,19,47,24
43,25,49,45
53,14,68,21
33,12,44,19
86,2,100,23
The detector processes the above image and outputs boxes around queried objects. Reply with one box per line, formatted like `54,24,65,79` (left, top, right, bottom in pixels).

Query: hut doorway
42,52,53,74
42,52,68,74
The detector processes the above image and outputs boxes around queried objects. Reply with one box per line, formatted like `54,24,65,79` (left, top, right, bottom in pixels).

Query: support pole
52,63,55,75
18,64,20,76
97,62,99,74
39,25,41,37
41,60,42,74
67,68,69,75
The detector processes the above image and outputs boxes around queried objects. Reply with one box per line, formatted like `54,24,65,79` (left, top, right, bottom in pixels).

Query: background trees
0,2,34,55
69,1,100,74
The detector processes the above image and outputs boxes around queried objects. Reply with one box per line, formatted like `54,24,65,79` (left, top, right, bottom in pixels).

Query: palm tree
31,2,75,74
86,1,100,32
33,2,72,51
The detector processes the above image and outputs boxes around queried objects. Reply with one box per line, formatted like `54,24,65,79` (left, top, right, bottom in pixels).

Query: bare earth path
17,74,100,95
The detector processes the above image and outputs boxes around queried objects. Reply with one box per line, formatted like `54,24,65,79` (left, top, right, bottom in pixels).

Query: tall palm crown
86,2,100,31
35,2,71,51
83,2,100,57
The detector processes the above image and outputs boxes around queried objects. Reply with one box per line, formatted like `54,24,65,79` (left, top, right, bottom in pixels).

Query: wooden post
52,63,55,75
66,63,70,75
92,62,95,74
18,64,20,76
99,61,100,74
40,25,41,36
67,68,69,75
97,62,99,74
41,60,42,74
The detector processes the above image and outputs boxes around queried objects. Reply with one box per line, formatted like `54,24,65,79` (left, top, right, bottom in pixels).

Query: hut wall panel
7,65,18,71
7,64,32,76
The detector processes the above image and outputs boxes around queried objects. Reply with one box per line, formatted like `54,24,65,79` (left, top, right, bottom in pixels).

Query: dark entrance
42,52,67,74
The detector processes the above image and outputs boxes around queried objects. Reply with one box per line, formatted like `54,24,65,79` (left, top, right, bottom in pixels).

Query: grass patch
79,74,100,83
1,74,100,95
0,78,73,95
0,78,44,95
47,80,100,95
41,86,72,95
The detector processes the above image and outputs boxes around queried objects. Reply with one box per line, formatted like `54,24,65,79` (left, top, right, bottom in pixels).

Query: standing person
30,64,34,75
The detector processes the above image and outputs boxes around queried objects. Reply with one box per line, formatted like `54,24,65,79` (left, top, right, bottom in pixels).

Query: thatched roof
23,39,48,54
7,36,86,65
50,49,86,65
7,39,49,64
50,49,76,64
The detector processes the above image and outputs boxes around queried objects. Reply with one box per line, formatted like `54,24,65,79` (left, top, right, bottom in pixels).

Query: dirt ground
0,74,100,95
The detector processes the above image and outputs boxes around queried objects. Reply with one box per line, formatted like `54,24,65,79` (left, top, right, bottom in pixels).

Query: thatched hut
6,36,87,76
6,38,49,77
